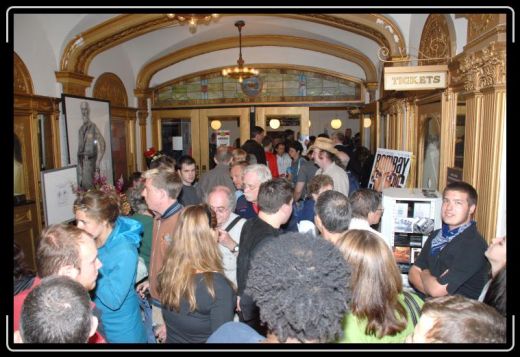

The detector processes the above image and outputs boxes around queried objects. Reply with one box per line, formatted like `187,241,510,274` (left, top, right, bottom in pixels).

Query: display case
381,187,442,286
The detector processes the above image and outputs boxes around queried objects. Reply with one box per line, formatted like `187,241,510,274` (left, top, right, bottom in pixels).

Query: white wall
309,110,359,138
407,14,429,65
13,14,60,97
86,46,136,103
151,46,366,86
452,15,468,55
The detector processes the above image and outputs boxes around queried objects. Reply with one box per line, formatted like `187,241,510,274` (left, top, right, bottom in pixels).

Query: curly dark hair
245,231,352,343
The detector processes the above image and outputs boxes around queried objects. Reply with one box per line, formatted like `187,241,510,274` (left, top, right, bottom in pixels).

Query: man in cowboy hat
309,137,350,196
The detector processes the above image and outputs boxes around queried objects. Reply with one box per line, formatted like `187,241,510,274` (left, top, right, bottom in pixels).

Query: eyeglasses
376,208,385,214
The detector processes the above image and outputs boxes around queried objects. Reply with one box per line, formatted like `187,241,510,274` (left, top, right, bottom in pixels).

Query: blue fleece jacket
93,216,147,343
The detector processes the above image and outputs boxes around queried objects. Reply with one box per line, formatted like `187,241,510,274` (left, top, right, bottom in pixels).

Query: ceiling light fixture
166,13,219,33
269,119,281,129
331,111,342,130
222,20,259,83
210,120,222,130
331,118,342,130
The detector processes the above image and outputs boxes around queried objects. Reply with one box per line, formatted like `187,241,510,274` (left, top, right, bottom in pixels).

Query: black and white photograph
63,95,113,189
40,166,78,225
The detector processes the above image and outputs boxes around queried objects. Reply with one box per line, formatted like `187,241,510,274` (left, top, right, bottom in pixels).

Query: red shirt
13,277,106,343
265,151,279,178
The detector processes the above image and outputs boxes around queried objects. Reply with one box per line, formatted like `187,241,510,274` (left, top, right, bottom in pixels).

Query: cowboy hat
308,137,341,157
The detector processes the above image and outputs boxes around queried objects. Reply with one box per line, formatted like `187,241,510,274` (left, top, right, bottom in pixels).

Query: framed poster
41,166,78,225
368,148,412,192
62,94,113,189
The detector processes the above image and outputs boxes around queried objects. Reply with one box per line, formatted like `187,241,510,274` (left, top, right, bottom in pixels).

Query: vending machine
380,187,442,287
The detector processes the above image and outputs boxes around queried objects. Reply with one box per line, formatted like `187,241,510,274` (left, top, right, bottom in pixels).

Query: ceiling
12,11,437,100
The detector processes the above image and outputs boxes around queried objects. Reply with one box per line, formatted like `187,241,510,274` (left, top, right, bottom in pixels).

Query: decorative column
438,88,458,191
459,42,506,242
135,94,150,170
403,98,417,188
366,82,379,102
55,71,93,96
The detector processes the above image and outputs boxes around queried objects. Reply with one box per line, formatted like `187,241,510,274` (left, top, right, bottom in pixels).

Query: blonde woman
336,230,423,343
158,205,235,343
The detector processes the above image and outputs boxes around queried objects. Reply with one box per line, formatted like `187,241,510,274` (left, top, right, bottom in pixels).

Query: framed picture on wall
41,165,78,225
62,94,113,189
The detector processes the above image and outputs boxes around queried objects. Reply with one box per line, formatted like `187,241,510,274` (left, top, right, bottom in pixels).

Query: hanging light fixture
222,20,259,83
166,13,219,33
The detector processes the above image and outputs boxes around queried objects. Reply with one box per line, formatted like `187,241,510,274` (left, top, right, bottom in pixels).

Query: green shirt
131,213,154,270
339,292,424,343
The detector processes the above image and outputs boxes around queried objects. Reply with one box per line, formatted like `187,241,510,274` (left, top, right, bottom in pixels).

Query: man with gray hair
348,188,389,245
206,185,246,286
240,164,272,218
138,167,183,342
314,190,352,244
197,145,236,199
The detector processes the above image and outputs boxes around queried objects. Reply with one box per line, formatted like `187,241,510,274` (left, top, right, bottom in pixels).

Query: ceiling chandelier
222,20,258,83
166,13,219,33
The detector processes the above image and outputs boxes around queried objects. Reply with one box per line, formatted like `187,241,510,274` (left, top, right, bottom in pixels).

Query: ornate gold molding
467,14,499,44
458,42,506,92
59,14,403,78
93,72,128,107
419,15,452,65
137,35,377,93
60,14,171,73
295,14,406,58
14,53,33,95
54,71,94,96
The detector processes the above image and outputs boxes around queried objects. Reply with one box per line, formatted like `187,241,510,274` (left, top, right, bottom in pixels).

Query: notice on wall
172,136,183,151
368,148,412,192
216,130,231,147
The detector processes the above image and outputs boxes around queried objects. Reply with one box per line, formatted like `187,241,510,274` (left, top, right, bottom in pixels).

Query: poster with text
368,148,412,192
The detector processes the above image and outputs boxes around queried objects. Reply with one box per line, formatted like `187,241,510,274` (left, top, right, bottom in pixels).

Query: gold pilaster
476,85,506,242
458,41,506,242
404,99,417,188
462,91,483,187
54,71,94,96
439,88,458,191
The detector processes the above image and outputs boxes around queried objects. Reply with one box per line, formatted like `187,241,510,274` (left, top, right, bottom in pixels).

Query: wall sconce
269,118,281,129
363,117,372,128
210,120,222,130
308,120,312,128
330,118,342,130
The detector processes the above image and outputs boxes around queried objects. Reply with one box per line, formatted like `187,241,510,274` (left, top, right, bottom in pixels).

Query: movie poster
368,148,412,192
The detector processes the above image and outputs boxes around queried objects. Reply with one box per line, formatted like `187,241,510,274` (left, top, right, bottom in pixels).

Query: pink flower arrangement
73,172,131,216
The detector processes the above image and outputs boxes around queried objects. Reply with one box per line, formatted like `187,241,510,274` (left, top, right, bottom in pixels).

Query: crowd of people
12,127,507,346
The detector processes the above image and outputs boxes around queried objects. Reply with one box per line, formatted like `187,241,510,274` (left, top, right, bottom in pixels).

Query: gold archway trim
14,52,34,95
137,35,377,92
59,14,405,79
93,72,129,107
